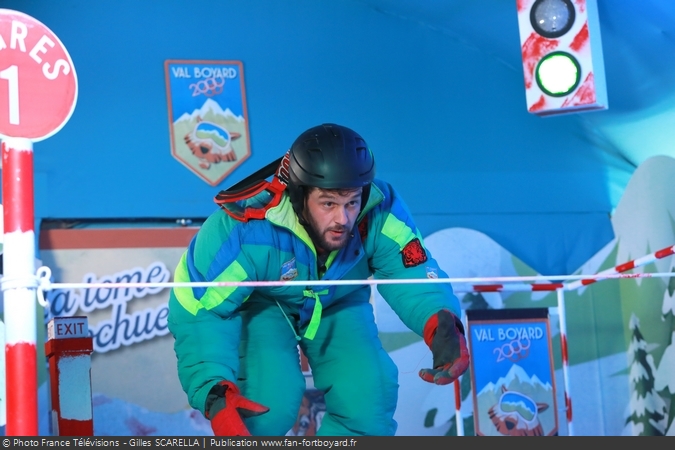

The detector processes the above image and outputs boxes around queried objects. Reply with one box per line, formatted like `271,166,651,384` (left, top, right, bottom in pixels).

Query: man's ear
298,186,310,225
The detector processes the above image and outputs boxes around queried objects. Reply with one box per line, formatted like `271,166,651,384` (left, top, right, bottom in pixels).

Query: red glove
207,381,270,436
419,309,470,385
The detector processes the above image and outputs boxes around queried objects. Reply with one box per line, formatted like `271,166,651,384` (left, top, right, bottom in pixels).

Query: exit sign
47,316,89,340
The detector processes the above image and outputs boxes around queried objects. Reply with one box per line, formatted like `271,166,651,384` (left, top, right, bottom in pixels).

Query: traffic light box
517,0,607,116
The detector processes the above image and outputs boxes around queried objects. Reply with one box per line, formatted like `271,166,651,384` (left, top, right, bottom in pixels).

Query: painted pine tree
625,313,668,435
655,267,675,435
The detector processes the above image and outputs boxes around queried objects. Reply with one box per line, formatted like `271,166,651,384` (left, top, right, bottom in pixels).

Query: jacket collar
265,182,385,251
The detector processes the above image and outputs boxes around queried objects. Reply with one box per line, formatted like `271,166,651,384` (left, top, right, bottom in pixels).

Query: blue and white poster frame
164,59,251,186
467,308,559,436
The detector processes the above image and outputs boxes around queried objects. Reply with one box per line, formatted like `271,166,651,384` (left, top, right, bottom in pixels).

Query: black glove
419,310,470,385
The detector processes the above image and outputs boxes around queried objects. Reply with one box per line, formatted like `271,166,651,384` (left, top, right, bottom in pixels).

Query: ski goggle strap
214,150,291,222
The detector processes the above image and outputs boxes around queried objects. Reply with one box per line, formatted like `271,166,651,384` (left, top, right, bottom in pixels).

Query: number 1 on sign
0,65,20,125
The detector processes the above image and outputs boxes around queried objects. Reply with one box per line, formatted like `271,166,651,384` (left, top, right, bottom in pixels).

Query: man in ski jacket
168,123,469,436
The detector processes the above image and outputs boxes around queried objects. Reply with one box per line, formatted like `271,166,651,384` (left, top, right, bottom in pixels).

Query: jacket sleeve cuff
194,380,222,417
423,312,439,348
204,382,228,419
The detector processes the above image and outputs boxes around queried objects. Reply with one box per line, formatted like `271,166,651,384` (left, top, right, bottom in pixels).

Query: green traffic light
535,51,581,97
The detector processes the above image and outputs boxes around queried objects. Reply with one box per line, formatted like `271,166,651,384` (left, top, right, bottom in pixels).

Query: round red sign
0,9,77,142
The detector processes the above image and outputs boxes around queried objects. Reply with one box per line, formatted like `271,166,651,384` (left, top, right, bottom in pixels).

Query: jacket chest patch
401,238,427,268
281,258,298,281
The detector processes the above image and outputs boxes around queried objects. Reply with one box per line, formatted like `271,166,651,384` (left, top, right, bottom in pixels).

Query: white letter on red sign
10,20,27,51
43,59,70,80
29,35,55,64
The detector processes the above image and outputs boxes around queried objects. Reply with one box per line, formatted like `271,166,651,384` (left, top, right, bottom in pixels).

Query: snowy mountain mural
610,156,675,436
612,156,675,277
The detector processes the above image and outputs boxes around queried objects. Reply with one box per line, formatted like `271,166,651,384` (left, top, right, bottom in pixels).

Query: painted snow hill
375,155,675,436
610,155,675,436
92,394,212,436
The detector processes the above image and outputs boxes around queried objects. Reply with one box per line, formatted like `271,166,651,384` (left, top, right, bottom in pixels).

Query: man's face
303,187,362,253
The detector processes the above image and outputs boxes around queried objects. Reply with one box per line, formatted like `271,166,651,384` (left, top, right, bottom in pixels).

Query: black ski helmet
287,123,375,217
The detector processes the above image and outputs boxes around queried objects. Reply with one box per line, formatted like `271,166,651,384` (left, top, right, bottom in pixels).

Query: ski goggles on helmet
214,151,291,222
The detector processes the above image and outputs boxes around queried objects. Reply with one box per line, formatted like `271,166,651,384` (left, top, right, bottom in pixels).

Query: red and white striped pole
556,288,574,436
454,379,464,436
0,9,78,434
564,244,675,291
454,313,467,436
2,137,38,435
455,282,564,293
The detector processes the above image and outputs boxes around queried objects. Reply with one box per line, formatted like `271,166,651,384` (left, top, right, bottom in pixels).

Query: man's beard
304,215,352,253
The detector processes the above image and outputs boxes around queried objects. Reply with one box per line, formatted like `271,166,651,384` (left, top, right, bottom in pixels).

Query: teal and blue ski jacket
167,178,461,414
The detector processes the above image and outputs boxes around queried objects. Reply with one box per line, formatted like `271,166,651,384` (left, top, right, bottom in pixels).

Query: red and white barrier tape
564,244,675,291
